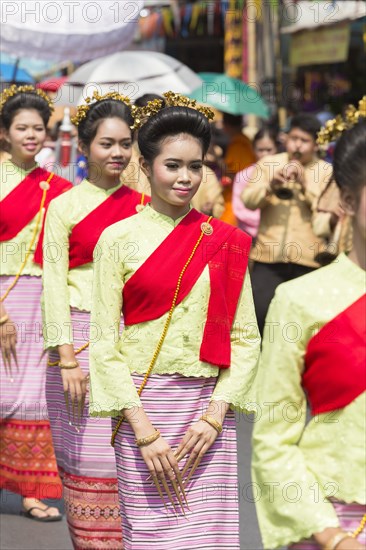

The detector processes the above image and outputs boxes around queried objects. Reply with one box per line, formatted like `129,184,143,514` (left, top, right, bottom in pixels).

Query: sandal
21,504,63,522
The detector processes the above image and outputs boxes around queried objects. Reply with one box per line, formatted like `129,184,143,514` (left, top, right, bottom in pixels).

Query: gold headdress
131,91,215,130
316,96,366,147
71,91,132,126
0,84,54,115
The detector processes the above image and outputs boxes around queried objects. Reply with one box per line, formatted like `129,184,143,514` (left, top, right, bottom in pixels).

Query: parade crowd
0,84,365,550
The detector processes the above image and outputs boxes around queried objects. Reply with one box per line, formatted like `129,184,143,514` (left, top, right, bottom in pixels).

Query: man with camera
242,114,333,335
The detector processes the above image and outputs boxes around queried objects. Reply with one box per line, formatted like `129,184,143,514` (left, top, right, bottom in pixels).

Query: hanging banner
224,0,243,78
290,22,350,66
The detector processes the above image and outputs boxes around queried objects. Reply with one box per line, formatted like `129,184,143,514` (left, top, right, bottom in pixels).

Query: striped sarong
0,275,62,499
113,373,240,549
47,309,122,550
289,502,366,549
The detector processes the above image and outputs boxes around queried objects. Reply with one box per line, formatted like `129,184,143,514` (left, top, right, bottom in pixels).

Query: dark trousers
251,261,315,336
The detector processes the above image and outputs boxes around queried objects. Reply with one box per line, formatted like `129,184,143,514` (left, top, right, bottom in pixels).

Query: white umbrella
55,51,203,107
1,1,143,62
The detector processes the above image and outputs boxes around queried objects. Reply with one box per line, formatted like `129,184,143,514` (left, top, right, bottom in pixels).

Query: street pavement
0,415,263,549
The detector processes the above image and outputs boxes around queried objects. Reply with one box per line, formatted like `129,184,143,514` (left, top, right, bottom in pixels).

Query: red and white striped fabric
0,275,61,499
47,309,122,549
113,373,240,549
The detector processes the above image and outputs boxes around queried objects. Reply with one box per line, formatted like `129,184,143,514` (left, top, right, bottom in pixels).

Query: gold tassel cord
47,194,146,367
111,216,213,447
1,173,54,303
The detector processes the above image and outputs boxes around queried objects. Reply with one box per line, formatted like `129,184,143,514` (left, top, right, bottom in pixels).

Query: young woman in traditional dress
0,85,73,520
252,115,366,549
41,92,148,549
89,93,260,549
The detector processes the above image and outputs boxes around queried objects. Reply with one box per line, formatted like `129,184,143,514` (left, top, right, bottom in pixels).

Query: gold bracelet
135,429,161,447
0,314,9,325
324,531,353,550
58,360,79,370
200,415,223,434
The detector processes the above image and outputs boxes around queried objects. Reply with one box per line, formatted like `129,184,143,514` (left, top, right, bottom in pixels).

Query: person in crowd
232,126,278,238
123,93,225,218
313,98,366,264
251,115,366,549
120,93,157,195
313,178,352,265
89,93,260,549
41,91,148,548
220,112,256,225
0,85,73,520
190,164,225,217
242,113,333,335
35,126,57,170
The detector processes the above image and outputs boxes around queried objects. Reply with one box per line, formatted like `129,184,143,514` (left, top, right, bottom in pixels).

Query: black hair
50,120,62,141
222,112,242,128
333,120,366,194
78,99,133,147
138,107,211,163
1,91,51,130
0,120,10,153
253,126,278,147
134,94,166,108
289,114,321,141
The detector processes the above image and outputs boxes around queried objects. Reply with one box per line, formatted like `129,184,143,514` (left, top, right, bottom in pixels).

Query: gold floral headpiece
316,96,366,147
71,91,132,126
131,91,215,130
0,84,54,115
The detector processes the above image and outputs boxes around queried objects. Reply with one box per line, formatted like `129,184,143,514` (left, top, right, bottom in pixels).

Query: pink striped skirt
289,502,366,549
0,275,62,499
113,373,240,549
47,309,122,550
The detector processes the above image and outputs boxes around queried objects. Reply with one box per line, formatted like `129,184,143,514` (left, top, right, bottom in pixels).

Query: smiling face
6,109,46,169
82,117,132,188
141,133,204,219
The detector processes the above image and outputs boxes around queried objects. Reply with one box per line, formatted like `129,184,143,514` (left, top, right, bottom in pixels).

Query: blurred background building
2,1,365,117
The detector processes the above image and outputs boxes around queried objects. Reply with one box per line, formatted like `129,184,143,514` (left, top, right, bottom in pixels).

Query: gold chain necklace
47,192,146,367
111,216,213,446
1,173,54,302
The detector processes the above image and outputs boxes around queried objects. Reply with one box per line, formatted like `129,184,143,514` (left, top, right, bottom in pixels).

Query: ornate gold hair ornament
317,96,366,147
131,91,215,130
71,91,132,126
0,84,54,115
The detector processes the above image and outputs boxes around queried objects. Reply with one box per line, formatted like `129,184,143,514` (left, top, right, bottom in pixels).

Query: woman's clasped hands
125,401,228,515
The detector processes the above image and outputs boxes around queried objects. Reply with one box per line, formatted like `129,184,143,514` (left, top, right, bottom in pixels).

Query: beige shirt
122,143,225,218
241,152,333,268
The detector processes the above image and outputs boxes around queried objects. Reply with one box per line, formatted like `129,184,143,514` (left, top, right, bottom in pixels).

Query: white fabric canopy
55,51,203,106
281,1,365,33
1,1,144,62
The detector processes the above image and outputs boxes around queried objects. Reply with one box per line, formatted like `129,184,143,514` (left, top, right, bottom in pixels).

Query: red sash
303,294,366,415
122,209,252,368
0,167,72,263
67,185,149,269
